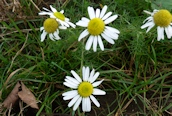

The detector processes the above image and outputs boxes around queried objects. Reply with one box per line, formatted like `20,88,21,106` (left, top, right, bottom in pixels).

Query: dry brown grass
0,0,66,21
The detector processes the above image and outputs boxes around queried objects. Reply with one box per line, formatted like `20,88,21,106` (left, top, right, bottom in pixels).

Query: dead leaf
18,82,39,109
2,81,39,110
2,82,20,108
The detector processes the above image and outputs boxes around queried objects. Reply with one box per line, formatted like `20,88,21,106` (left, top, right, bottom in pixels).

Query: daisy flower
141,9,172,41
76,5,120,52
62,66,106,112
39,5,76,28
40,18,67,42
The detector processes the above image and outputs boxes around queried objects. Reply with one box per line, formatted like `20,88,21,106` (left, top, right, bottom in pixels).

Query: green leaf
151,0,172,11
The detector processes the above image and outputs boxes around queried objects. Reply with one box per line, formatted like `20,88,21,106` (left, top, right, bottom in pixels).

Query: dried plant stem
7,33,28,74
29,0,41,12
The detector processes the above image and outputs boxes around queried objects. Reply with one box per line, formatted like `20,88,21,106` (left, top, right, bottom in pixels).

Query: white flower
76,5,120,52
141,9,172,41
39,5,76,28
40,18,66,42
62,66,106,112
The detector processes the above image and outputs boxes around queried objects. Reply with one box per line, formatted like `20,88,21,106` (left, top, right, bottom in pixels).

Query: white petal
93,88,106,95
152,9,159,14
157,26,164,41
161,28,164,40
104,29,119,40
88,69,95,82
85,97,91,112
101,33,115,44
67,21,76,28
41,30,47,42
104,15,118,24
82,66,86,81
63,91,78,100
65,79,78,88
54,31,61,40
97,35,104,51
60,20,70,27
88,6,95,19
169,25,172,38
90,72,100,83
56,29,59,34
85,35,94,50
63,95,76,100
165,26,172,38
145,23,155,33
90,95,100,107
93,36,98,52
56,19,66,27
82,98,86,111
84,67,90,81
60,10,64,14
105,26,120,34
165,26,170,38
95,9,100,18
73,97,82,111
38,12,52,16
50,14,56,18
49,33,55,41
42,7,51,12
100,5,107,18
59,26,67,30
92,79,104,87
143,16,153,24
68,95,80,107
71,70,82,82
141,21,154,29
66,76,80,85
50,5,57,12
63,82,78,89
65,18,69,22
62,90,78,96
40,27,44,31
81,17,90,23
78,29,89,41
143,10,152,15
76,20,88,27
102,12,112,21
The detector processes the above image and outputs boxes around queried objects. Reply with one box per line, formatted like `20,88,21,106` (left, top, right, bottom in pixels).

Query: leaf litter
2,81,39,110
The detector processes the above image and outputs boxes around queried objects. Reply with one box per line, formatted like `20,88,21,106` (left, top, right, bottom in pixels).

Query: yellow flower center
43,18,58,33
87,18,105,36
153,9,172,27
53,12,65,21
78,82,93,97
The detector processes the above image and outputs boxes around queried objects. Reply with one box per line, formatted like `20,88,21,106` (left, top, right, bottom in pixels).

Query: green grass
1,0,172,115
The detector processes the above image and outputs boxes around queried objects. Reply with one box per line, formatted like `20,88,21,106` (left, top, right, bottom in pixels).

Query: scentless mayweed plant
39,5,76,28
62,66,105,112
76,5,120,52
39,5,76,42
141,9,172,41
1,0,172,116
40,18,66,42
